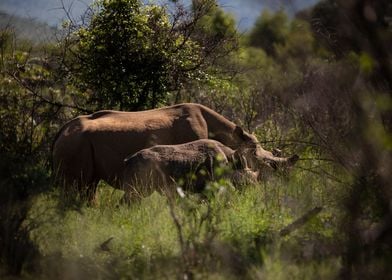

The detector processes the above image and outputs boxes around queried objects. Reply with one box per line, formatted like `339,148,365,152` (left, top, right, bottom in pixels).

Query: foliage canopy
69,0,189,110
64,0,238,111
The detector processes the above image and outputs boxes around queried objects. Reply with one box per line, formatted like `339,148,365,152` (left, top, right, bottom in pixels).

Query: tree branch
279,206,323,237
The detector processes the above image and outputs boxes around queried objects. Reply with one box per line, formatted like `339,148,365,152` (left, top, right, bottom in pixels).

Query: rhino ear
123,155,131,164
234,125,246,140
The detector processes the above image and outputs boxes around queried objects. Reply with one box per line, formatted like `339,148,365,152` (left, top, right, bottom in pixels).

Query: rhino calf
121,139,257,201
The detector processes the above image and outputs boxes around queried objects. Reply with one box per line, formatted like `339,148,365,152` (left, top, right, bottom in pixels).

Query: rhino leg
81,181,99,205
192,156,215,192
120,188,142,205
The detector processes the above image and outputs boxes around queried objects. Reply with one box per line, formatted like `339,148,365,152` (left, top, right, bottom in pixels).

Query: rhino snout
288,155,299,165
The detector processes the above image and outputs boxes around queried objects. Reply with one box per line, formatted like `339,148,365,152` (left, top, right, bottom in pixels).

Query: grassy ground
24,166,345,279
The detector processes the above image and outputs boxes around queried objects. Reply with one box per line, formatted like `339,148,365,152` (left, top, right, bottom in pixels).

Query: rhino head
233,126,299,174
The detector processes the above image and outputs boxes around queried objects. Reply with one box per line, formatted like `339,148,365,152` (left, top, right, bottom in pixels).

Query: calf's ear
272,148,282,157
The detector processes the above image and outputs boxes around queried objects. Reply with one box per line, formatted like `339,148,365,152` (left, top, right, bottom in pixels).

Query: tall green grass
25,166,345,279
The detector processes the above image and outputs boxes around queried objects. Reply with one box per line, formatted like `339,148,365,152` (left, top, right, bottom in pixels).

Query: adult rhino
52,103,298,200
122,139,258,201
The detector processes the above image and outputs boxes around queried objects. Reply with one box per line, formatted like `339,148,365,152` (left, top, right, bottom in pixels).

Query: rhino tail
51,123,69,174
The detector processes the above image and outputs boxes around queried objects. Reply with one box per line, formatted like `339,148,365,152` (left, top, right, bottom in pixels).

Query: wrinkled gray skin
122,139,258,202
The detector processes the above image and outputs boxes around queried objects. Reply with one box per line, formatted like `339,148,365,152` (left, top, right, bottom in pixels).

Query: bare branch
279,206,323,237
9,72,92,113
